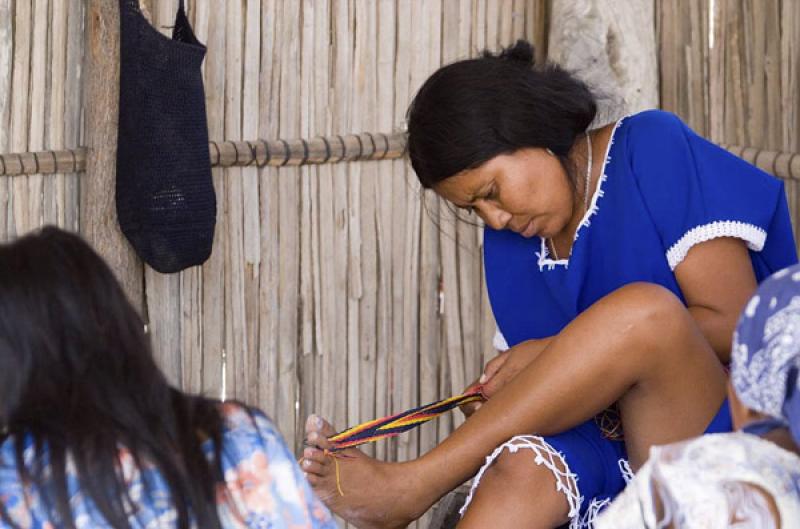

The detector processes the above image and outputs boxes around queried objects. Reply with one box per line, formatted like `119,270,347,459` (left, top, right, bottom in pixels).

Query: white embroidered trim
666,220,767,271
493,328,509,352
459,435,582,521
536,118,625,271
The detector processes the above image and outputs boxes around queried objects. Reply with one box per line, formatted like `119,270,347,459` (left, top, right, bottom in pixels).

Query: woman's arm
674,237,757,363
480,237,753,394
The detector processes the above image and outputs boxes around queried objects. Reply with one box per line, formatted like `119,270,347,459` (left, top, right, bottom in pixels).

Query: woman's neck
550,124,614,251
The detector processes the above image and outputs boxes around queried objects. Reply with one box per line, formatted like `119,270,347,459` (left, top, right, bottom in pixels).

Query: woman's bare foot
300,414,434,529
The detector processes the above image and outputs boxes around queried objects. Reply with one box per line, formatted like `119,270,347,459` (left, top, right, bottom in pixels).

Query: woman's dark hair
407,40,597,188
0,227,231,529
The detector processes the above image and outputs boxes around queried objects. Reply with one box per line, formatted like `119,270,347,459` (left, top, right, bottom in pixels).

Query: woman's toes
306,413,337,436
305,472,323,487
304,447,330,465
305,414,339,450
305,413,322,435
306,429,334,451
300,457,326,476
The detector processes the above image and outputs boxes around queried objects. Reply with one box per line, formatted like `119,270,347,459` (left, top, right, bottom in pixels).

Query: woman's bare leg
302,283,727,529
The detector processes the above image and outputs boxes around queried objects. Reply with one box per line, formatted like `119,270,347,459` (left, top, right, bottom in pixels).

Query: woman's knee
470,449,572,526
605,283,692,335
473,437,577,511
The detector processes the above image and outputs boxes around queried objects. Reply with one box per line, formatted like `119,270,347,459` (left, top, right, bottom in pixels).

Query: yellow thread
334,456,344,497
325,450,345,497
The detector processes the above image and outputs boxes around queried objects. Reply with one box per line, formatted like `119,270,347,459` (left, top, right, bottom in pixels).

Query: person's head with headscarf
731,263,800,446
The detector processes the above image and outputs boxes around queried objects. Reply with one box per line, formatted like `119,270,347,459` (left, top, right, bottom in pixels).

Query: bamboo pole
82,0,144,312
48,0,68,228
27,0,47,231
63,0,83,232
179,1,207,396
222,0,247,404
5,137,800,183
257,0,281,432
242,0,262,406
298,0,317,450
0,0,10,240
312,0,333,442
275,0,301,448
142,0,182,388
0,132,405,174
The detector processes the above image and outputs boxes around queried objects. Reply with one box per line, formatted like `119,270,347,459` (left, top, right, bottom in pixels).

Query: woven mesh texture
116,0,216,273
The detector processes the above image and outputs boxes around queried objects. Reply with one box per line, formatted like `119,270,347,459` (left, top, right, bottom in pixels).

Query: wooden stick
0,147,87,176
82,0,144,312
6,137,800,183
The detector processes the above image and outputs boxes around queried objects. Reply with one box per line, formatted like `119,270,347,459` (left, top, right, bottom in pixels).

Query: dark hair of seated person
0,227,239,529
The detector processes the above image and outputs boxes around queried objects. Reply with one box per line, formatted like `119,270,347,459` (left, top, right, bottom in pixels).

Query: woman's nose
477,203,511,231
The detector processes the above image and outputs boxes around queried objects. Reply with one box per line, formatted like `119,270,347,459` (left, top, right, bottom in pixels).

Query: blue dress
481,110,798,527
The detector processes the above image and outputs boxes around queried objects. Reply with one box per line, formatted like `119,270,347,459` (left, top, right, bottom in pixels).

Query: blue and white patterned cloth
732,263,800,443
0,404,337,529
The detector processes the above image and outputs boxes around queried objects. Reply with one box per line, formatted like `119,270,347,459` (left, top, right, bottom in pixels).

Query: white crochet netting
666,221,766,271
460,435,583,523
536,117,625,272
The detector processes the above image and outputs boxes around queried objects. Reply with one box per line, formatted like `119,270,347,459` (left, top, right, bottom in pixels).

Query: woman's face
432,148,576,239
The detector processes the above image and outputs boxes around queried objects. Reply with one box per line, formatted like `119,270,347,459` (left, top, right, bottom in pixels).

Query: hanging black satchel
116,0,216,273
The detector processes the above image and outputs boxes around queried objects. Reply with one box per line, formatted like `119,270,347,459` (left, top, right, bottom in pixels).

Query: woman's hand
459,351,510,417
460,337,553,417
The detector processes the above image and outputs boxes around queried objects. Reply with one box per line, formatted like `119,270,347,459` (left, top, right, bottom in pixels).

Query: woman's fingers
480,350,510,384
482,354,521,398
460,401,483,418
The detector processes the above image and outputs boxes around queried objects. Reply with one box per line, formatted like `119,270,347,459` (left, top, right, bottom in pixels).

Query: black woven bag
116,0,216,273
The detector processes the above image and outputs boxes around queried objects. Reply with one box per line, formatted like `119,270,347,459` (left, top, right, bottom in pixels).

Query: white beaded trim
460,435,582,521
536,118,625,272
665,220,767,271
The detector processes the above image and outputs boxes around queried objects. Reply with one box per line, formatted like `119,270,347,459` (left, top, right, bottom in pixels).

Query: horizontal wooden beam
720,144,800,183
0,147,87,176
4,135,799,185
0,131,407,176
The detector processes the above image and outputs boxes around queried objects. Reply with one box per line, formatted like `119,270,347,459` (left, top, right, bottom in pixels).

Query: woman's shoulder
217,401,283,449
617,109,690,151
622,108,686,132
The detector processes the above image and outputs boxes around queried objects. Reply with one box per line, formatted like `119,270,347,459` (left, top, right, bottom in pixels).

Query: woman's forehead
433,166,491,202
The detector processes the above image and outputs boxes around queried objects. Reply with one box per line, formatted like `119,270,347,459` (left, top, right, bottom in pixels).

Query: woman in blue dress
301,40,798,529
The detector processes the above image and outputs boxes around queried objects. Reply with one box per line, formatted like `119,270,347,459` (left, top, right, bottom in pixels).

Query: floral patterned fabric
0,404,337,529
